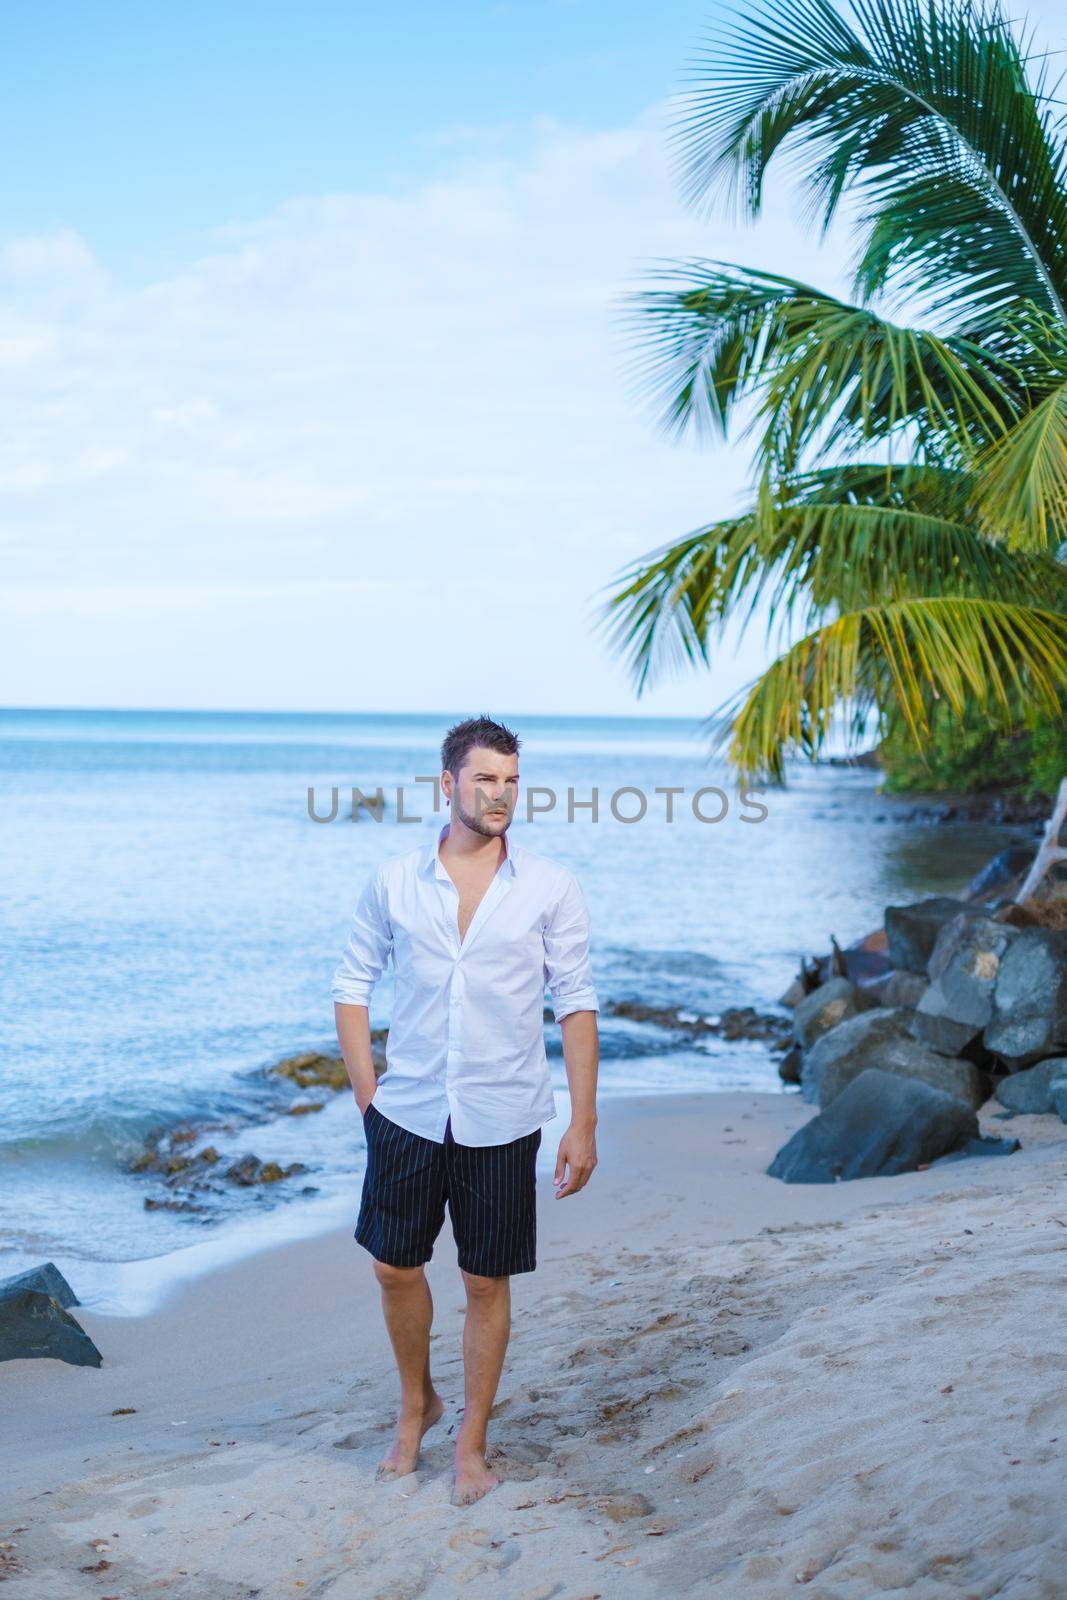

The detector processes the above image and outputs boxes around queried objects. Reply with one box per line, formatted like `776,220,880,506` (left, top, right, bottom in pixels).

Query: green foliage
876,697,1067,798
1025,700,1067,797
598,0,1067,785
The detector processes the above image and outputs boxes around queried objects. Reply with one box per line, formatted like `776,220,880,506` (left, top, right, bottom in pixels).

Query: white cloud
0,107,850,714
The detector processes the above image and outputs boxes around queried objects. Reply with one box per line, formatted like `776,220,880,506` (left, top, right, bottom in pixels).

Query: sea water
0,708,1024,1309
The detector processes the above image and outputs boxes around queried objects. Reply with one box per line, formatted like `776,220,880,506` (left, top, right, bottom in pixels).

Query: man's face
444,745,519,840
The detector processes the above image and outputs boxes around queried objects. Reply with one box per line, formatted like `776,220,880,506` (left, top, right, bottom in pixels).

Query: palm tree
598,0,1067,783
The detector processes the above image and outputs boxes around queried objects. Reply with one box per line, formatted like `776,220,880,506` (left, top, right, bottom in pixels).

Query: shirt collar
419,819,518,880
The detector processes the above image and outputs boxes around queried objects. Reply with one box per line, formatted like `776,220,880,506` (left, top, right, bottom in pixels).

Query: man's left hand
553,1122,597,1198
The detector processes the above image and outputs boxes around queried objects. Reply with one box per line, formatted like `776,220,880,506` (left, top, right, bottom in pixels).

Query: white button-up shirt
330,822,600,1146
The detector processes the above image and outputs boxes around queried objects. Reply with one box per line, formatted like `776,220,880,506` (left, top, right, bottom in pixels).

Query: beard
453,794,512,838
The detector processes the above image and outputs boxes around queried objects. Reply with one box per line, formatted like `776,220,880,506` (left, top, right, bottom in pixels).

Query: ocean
0,708,1024,1311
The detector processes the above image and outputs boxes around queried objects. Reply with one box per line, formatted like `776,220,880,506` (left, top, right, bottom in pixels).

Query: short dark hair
441,715,520,778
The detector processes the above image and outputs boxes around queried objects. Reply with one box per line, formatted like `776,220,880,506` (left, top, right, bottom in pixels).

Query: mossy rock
272,1036,387,1091
225,1154,309,1186
273,1052,349,1090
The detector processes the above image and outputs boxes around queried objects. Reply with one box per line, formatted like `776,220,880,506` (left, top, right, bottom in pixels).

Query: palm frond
976,377,1067,551
674,0,1067,323
591,525,727,696
705,596,1067,780
626,263,1022,468
594,470,1067,695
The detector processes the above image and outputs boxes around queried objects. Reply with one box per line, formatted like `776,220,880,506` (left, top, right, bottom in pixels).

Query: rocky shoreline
769,827,1067,1182
817,756,1056,829
123,1034,391,1215
120,1006,794,1220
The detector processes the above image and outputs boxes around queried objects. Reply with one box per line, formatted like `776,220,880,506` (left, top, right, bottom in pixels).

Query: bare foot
376,1390,445,1480
451,1439,500,1506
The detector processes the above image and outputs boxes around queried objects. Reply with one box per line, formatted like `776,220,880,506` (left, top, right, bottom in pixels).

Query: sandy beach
3,1088,1066,1599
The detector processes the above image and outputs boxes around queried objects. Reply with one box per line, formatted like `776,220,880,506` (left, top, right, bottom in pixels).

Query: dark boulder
800,1006,913,1103
224,1155,309,1186
984,929,1067,1069
781,930,891,999
994,1057,1067,1115
822,1034,988,1112
933,1134,1021,1163
1051,1077,1067,1124
792,977,879,1049
911,914,1018,1058
778,1045,802,1086
767,1069,978,1183
0,1261,79,1309
865,969,929,1009
885,897,984,975
837,928,892,985
0,1284,102,1367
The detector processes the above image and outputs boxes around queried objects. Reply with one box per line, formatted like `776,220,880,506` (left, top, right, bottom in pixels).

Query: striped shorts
355,1101,543,1277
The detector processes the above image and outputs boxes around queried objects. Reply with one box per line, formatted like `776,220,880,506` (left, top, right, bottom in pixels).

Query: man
331,715,600,1506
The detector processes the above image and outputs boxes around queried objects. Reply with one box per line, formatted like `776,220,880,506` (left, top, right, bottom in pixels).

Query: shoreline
20,1068,793,1320
22,1083,795,1321
4,1088,1065,1596
8,1076,1060,1342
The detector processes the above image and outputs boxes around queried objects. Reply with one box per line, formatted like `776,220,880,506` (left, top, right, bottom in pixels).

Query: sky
2,0,1065,717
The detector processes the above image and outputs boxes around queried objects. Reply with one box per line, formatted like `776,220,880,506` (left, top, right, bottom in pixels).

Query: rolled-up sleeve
331,865,393,1006
543,872,600,1024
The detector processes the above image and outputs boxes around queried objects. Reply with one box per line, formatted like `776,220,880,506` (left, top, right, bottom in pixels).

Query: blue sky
4,0,714,271
2,0,1064,716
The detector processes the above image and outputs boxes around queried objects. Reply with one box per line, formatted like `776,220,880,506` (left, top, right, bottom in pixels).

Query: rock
994,1057,1067,1114
963,846,1036,903
0,1262,79,1309
778,976,807,1008
984,929,1067,1069
823,1035,987,1112
224,1155,308,1186
0,1286,102,1367
837,928,892,985
768,1069,978,1183
885,897,984,975
272,1052,351,1091
792,978,879,1049
272,1035,388,1091
784,931,890,998
932,1134,1021,1163
911,914,1018,1057
865,969,929,1009
801,1007,989,1109
778,1045,802,1085
719,1006,793,1044
606,1000,791,1046
800,1007,914,1104
1051,1077,1067,1123
129,1128,224,1177
226,1155,264,1185
258,1160,308,1183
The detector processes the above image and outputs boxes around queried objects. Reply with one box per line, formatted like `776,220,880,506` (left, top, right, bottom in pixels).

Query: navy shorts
355,1100,543,1277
